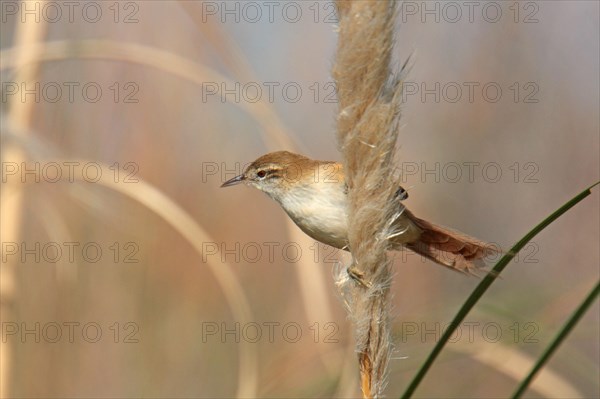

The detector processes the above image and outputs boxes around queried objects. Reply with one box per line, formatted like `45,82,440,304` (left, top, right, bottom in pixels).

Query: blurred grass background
0,1,598,398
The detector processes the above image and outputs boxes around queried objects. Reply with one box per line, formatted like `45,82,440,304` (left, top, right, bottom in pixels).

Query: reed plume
332,1,404,397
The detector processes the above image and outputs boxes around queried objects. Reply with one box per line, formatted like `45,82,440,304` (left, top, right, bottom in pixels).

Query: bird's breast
279,182,349,249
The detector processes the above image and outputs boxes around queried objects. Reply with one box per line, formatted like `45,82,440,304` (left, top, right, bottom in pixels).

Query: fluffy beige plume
332,1,404,397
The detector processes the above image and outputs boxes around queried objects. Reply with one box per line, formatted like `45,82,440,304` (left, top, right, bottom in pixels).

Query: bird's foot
347,267,372,288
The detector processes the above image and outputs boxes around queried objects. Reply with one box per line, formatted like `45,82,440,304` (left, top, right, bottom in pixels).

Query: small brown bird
222,151,496,273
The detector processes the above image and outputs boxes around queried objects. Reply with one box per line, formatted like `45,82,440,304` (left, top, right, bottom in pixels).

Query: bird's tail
404,210,499,274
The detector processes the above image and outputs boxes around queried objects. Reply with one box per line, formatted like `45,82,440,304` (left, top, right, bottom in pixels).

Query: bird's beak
221,174,245,188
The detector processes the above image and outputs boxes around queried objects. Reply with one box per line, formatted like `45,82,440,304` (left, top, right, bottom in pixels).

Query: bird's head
221,151,318,201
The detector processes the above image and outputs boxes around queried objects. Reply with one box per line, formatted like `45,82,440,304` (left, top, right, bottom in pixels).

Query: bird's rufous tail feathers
404,210,498,273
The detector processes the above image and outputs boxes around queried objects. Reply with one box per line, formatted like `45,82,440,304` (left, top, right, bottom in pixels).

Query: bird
221,151,497,274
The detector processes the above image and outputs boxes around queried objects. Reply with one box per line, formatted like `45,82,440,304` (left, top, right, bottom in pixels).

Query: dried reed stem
1,2,49,397
332,1,403,397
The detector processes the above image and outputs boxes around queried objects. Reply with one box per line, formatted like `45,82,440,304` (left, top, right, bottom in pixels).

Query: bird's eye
257,170,267,179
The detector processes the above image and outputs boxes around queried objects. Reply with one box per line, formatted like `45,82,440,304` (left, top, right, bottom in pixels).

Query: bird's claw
347,267,372,288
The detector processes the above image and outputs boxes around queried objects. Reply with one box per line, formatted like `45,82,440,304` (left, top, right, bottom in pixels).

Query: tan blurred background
1,1,598,398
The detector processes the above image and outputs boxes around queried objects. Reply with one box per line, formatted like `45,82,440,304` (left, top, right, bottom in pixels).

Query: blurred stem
402,181,599,398
512,281,600,398
0,39,296,150
1,2,49,397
